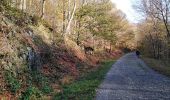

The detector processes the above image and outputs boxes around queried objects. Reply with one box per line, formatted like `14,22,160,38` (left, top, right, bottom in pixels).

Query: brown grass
142,57,170,77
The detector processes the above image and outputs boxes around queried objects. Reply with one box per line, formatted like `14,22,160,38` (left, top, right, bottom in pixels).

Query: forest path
96,53,170,100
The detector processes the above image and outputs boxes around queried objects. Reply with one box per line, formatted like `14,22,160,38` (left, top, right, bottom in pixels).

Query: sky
111,0,140,23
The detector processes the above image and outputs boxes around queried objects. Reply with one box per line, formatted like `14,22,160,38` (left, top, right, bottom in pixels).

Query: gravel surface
96,53,170,100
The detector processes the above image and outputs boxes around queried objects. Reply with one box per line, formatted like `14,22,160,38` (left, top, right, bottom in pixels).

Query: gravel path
96,53,170,100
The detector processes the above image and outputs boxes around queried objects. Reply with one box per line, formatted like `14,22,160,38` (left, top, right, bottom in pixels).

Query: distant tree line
136,0,170,63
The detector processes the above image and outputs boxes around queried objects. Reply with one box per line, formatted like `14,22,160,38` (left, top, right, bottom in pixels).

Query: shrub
0,0,10,6
41,85,53,94
30,15,40,26
15,16,28,27
20,86,42,100
31,71,53,94
40,19,53,30
5,71,21,93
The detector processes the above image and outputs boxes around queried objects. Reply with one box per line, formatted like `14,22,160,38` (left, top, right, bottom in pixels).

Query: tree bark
19,0,23,10
23,0,26,11
110,41,112,53
41,0,46,19
64,0,77,37
76,21,81,45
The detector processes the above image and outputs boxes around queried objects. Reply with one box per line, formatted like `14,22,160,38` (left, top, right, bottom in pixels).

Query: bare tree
136,0,170,61
41,0,46,19
139,0,170,37
64,0,77,37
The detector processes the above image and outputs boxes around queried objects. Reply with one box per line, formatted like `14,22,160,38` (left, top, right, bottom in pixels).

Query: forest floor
96,53,170,100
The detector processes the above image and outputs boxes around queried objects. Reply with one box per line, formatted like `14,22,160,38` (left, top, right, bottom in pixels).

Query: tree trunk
41,0,46,19
110,41,112,53
103,40,106,50
19,0,23,10
92,35,95,49
76,21,81,45
64,0,77,37
62,0,66,36
67,0,71,34
23,0,26,11
28,0,32,14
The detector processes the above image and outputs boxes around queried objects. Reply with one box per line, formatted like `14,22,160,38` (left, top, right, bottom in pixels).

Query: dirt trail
96,53,170,100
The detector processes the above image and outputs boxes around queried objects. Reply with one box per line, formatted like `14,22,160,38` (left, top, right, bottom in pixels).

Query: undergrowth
20,86,42,100
53,60,115,100
5,70,21,94
4,70,53,99
143,57,170,77
1,3,52,29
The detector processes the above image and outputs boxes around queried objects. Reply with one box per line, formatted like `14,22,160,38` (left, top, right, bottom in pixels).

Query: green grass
53,60,115,100
143,57,170,77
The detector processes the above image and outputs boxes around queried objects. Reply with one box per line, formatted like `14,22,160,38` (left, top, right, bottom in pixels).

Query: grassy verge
142,57,170,77
53,60,115,100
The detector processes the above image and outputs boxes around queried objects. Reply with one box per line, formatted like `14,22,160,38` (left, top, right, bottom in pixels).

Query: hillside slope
0,6,101,99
